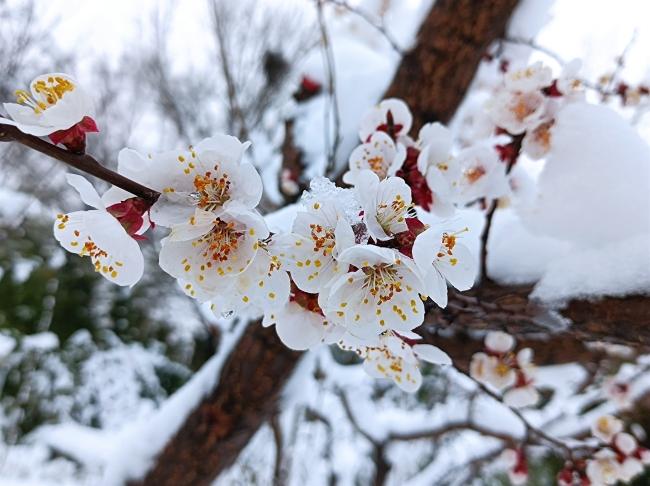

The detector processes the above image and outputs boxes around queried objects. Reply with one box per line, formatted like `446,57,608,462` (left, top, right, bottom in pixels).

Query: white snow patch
520,103,650,246
0,333,16,358
101,322,247,485
22,332,59,352
532,233,650,303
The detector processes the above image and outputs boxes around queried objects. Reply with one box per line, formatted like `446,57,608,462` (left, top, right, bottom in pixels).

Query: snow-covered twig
325,0,405,55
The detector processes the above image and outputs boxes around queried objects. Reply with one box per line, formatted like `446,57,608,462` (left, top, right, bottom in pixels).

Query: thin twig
0,124,160,204
316,0,342,178
479,153,517,282
270,412,286,486
458,368,579,460
325,0,404,55
501,36,565,65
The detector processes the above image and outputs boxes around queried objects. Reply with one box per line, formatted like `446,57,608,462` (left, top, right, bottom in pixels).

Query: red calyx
289,281,323,315
393,217,427,258
513,448,528,475
495,133,524,166
294,75,322,102
301,75,321,94
396,146,433,211
49,116,99,154
106,197,153,240
543,80,563,97
375,109,403,142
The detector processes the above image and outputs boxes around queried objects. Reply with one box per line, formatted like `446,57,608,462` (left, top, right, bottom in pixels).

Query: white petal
485,331,515,353
436,242,477,291
337,244,396,267
275,303,326,350
66,174,103,209
413,344,452,365
168,209,215,242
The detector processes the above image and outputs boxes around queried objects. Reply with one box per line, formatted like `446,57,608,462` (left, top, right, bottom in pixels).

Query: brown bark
383,0,520,129
127,323,301,486
425,282,650,350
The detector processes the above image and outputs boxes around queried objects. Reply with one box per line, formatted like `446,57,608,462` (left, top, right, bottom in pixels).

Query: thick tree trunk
384,0,520,128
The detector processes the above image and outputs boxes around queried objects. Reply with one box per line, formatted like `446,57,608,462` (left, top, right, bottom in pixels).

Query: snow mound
521,102,650,246
532,233,650,303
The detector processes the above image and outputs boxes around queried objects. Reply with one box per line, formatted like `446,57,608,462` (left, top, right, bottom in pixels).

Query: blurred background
1,0,650,484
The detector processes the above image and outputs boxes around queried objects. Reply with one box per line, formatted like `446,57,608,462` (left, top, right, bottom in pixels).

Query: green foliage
481,453,563,486
0,218,213,439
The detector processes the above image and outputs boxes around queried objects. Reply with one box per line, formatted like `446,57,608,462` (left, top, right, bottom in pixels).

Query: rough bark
424,282,650,350
125,2,650,485
383,0,520,129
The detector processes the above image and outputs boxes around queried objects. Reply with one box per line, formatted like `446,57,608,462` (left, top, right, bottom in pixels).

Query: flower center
16,76,75,114
309,223,335,256
464,166,486,184
511,94,539,122
377,194,412,233
363,263,403,304
195,219,243,262
367,156,387,178
193,171,231,211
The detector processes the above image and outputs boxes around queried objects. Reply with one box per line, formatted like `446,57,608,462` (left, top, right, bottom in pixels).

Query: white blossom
615,432,638,456
469,352,516,391
263,301,343,351
53,175,143,286
158,203,268,292
325,245,425,339
487,89,547,135
522,120,554,160
485,331,515,354
356,170,414,241
0,73,95,136
339,332,451,392
503,62,553,92
592,415,624,444
586,449,623,486
274,198,355,293
556,59,584,98
116,135,260,227
358,98,412,142
412,226,475,308
454,145,510,204
416,122,459,217
344,131,406,185
205,242,291,317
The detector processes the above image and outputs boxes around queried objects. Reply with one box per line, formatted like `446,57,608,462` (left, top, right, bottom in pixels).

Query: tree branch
0,124,160,204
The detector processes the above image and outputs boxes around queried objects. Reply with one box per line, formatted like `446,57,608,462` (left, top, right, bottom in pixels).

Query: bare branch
325,0,405,55
0,124,160,204
316,0,342,178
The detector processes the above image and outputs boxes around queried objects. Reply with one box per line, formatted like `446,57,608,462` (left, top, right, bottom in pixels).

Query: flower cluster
3,72,544,393
486,61,583,161
557,415,650,486
469,331,539,408
346,98,511,217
